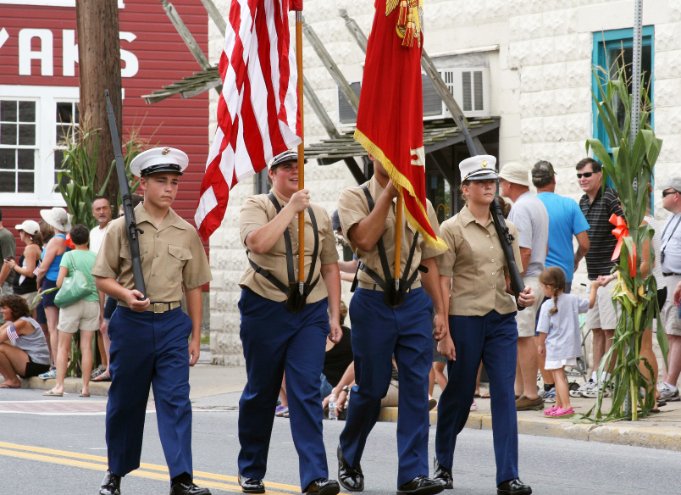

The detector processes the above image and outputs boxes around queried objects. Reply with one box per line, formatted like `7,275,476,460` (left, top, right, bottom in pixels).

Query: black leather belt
663,273,681,277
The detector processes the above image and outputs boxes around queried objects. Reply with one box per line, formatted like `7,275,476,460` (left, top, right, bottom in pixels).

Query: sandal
543,405,559,416
548,407,574,418
93,372,111,382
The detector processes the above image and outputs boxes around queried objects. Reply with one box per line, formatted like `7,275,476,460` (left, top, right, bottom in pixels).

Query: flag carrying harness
351,185,426,307
247,193,319,313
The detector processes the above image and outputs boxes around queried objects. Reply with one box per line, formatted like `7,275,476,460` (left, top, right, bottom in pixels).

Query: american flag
195,0,301,239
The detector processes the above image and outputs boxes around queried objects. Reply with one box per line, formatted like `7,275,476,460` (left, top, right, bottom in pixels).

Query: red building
0,0,208,251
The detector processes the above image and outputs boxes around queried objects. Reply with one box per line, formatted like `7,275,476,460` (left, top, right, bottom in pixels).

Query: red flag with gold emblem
354,0,443,247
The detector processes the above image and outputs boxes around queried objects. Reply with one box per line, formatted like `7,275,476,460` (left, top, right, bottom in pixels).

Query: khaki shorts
662,275,681,336
516,276,543,338
586,280,618,330
57,299,100,334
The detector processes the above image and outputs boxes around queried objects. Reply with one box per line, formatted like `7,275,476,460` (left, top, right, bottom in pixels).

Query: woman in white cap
5,220,43,306
35,207,71,378
434,155,535,495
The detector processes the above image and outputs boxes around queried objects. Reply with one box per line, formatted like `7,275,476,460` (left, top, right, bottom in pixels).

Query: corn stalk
584,61,665,421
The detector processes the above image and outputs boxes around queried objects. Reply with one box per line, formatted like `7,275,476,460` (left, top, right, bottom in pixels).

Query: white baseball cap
15,219,40,236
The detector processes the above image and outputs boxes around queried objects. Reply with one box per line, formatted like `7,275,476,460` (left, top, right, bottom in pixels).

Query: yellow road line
0,441,304,493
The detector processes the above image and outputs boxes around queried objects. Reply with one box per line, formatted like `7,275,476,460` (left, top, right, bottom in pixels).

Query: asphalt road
1,388,680,495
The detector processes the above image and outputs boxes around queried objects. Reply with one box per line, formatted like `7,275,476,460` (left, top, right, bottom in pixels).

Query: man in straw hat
92,146,212,495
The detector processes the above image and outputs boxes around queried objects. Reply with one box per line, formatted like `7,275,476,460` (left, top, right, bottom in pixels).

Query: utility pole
76,0,122,204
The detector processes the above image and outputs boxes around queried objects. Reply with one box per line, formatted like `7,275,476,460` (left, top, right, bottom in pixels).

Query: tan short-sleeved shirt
337,176,445,290
438,205,523,316
92,204,211,303
238,191,338,303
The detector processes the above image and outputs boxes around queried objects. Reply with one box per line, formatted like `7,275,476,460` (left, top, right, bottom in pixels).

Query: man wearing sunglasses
658,178,681,402
574,157,623,399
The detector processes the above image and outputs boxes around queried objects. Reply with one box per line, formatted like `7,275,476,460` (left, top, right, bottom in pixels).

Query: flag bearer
335,156,446,495
93,147,212,495
236,150,342,495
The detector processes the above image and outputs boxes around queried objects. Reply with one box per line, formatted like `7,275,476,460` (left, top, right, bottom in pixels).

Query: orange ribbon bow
609,214,636,277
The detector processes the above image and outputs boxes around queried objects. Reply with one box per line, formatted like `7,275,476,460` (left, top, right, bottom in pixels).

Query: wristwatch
341,385,351,393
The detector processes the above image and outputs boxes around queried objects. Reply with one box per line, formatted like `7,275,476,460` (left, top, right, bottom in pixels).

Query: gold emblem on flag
387,0,423,48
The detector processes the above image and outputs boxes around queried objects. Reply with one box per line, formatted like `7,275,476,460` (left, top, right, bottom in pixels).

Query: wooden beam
199,0,226,34
302,16,359,112
161,0,211,70
303,75,341,139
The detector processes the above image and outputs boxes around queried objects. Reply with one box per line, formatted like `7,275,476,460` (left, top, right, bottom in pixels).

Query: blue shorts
40,279,58,308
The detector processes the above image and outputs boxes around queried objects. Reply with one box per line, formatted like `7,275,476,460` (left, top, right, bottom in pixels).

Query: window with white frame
0,100,37,194
0,85,78,206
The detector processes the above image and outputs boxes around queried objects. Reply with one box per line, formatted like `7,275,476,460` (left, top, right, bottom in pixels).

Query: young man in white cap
92,147,212,495
435,155,535,495
498,162,548,411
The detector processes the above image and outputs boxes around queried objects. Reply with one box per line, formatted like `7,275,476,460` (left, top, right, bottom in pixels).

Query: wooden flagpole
394,191,403,288
295,9,305,293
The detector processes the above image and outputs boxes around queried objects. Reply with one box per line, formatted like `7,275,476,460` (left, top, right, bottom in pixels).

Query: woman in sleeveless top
7,220,43,305
35,207,71,373
0,295,51,388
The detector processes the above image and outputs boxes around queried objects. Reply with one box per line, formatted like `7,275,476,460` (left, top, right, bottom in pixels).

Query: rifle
490,197,525,309
104,89,146,297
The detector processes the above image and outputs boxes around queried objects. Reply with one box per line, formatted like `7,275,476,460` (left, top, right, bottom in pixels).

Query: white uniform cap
268,150,306,169
15,219,40,236
498,161,531,187
130,147,188,177
661,177,681,192
459,155,498,182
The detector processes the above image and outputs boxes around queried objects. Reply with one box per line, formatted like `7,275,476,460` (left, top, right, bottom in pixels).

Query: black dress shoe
432,458,453,490
497,478,532,495
238,475,265,494
99,471,121,495
169,480,211,495
337,446,364,492
304,478,341,495
397,476,445,495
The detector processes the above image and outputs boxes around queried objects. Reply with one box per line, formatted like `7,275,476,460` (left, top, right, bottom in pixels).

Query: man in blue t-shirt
531,161,590,293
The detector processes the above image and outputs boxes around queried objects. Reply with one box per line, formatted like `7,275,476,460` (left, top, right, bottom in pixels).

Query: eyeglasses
576,172,594,179
662,189,679,198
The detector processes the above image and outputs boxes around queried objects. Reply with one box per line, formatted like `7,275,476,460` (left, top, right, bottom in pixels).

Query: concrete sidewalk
22,362,681,453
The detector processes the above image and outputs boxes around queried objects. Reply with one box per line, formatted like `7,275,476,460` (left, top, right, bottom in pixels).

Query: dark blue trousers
339,288,433,486
238,289,330,490
106,307,193,479
435,311,519,485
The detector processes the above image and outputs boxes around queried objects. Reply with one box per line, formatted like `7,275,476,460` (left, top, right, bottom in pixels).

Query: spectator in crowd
43,225,99,398
6,220,42,306
573,158,623,398
0,294,50,388
0,208,17,301
89,196,113,382
657,178,681,401
531,160,590,401
499,161,548,411
537,267,596,418
35,207,71,379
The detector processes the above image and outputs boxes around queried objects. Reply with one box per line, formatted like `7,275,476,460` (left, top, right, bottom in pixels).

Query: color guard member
237,150,341,495
434,155,534,495
336,156,446,495
93,147,212,495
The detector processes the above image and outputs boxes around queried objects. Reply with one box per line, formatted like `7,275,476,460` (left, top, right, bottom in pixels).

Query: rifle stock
490,197,525,303
104,89,146,296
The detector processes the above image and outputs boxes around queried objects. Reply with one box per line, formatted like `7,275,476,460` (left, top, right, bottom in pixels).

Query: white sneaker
570,379,594,398
658,383,681,402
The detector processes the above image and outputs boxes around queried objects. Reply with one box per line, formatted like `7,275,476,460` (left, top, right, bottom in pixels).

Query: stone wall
207,0,681,364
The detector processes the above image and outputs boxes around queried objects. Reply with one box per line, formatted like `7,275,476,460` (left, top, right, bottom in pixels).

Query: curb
378,406,681,453
24,377,110,397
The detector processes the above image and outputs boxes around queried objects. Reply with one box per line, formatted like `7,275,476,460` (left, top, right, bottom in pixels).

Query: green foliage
56,128,144,229
584,60,665,421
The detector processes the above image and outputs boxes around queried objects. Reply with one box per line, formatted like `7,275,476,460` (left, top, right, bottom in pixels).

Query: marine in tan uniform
336,156,446,495
93,147,212,495
434,155,535,495
236,150,341,495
